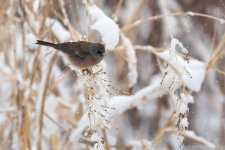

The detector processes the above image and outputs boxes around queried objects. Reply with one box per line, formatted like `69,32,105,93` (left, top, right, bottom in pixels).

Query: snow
26,33,37,49
171,38,188,54
180,117,189,128
15,28,23,60
158,38,206,92
177,93,194,114
120,33,138,87
1,1,223,149
69,113,88,142
219,18,225,24
187,11,195,16
185,131,216,149
88,5,119,50
33,0,40,13
107,82,167,117
49,19,71,42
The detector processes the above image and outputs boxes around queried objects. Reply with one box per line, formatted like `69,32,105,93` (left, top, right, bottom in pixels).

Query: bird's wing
54,42,90,59
72,42,91,59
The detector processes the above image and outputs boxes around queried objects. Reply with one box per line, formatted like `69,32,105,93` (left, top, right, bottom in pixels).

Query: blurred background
0,0,225,149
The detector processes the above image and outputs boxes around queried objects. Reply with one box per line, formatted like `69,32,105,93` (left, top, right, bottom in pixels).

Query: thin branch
37,51,58,150
112,0,123,21
122,11,225,31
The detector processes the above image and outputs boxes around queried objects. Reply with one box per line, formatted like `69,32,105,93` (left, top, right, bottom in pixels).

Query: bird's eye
96,49,103,55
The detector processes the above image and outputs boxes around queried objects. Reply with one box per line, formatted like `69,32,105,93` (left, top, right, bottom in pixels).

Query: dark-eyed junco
36,40,105,69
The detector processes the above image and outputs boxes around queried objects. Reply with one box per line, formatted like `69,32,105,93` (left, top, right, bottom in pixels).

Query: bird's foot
82,69,92,75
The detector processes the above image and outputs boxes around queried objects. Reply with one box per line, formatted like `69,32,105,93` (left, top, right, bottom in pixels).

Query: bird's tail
36,40,56,47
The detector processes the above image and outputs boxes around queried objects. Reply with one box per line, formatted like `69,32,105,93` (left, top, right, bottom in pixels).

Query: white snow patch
49,19,71,42
180,117,189,128
187,11,195,16
108,82,167,117
177,93,194,114
15,28,23,60
26,33,37,49
120,33,138,87
171,38,188,54
33,0,40,13
88,5,119,50
158,38,206,92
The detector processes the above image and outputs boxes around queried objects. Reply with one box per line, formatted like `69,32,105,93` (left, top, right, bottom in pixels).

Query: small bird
36,40,105,69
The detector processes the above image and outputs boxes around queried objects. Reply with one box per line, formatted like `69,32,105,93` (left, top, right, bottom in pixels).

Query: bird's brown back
54,41,91,58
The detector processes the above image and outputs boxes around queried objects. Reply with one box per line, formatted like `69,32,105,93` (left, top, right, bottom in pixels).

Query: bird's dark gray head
90,43,105,60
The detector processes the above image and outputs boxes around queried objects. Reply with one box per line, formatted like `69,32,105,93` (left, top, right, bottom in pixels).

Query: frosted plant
159,38,205,145
68,3,120,149
0,0,224,149
67,64,113,149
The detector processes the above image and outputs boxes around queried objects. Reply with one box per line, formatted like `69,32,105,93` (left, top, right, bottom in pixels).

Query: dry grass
0,0,225,150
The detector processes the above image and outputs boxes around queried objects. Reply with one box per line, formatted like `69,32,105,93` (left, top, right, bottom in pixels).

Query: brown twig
122,11,225,31
37,51,58,150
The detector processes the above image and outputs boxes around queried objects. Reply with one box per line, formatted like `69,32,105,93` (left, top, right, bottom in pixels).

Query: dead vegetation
0,0,225,149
